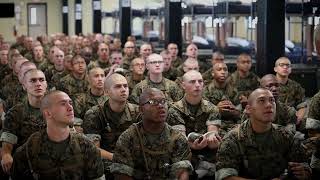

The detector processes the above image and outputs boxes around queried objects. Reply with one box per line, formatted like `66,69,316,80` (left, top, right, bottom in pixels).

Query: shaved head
182,70,202,82
275,57,290,67
260,74,277,87
104,73,127,90
247,88,271,105
40,90,66,112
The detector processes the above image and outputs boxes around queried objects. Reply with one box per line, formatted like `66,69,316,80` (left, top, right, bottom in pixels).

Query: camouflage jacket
38,59,53,72
110,122,193,179
88,59,111,71
4,84,26,111
203,79,240,106
229,71,260,98
202,67,213,85
73,90,108,119
83,100,140,151
302,136,320,161
0,64,11,82
50,70,68,90
171,57,183,68
163,67,178,81
125,74,145,95
130,77,183,104
215,120,308,180
44,66,62,84
0,98,45,148
11,130,104,180
307,90,320,121
122,55,136,70
56,74,89,99
167,97,221,135
278,78,305,108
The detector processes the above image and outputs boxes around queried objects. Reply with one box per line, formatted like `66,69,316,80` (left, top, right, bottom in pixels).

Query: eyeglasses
148,61,164,65
142,99,167,106
278,63,292,68
133,63,145,67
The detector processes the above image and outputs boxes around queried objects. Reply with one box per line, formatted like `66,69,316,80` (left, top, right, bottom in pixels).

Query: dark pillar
92,0,101,33
119,0,131,47
165,0,182,57
256,0,285,76
75,0,82,35
62,0,68,35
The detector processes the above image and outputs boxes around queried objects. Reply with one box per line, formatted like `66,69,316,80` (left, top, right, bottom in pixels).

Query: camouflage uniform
56,74,89,99
302,136,320,161
0,98,45,148
50,71,68,90
11,130,104,180
215,120,308,180
23,51,33,61
163,67,178,81
229,71,260,98
110,121,193,179
0,73,20,110
278,78,305,108
0,64,11,82
307,90,320,121
38,59,53,72
130,77,183,104
125,74,145,95
4,85,26,112
167,97,221,177
241,100,297,132
83,100,140,152
44,66,63,85
172,56,183,68
202,68,213,85
122,55,136,70
203,79,239,106
88,60,111,71
175,65,185,78
167,97,221,135
73,90,108,119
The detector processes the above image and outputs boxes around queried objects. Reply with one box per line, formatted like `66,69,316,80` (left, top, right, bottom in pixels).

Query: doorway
27,3,47,38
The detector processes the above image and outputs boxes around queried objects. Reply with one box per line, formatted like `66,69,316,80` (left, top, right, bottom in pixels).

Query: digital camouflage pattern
171,56,183,68
302,136,320,161
202,68,213,85
215,120,308,180
163,67,178,81
38,60,54,73
229,71,260,98
130,77,183,104
0,64,11,82
88,59,111,71
0,98,45,148
3,85,26,111
203,79,239,106
73,91,108,119
11,130,104,180
167,97,221,135
307,90,320,121
278,78,305,108
167,97,221,169
56,74,89,99
43,66,62,84
0,73,21,110
125,74,145,95
122,55,136,70
83,100,140,151
110,122,193,179
50,70,68,90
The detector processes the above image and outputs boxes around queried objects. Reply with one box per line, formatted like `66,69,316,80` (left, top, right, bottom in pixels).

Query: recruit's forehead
213,63,227,70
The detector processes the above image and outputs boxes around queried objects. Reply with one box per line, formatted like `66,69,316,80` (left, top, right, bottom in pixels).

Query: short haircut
23,69,45,82
40,90,64,112
139,88,162,105
104,73,126,90
146,53,162,63
71,55,85,64
247,88,271,105
260,74,277,88
275,57,290,66
182,70,202,82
